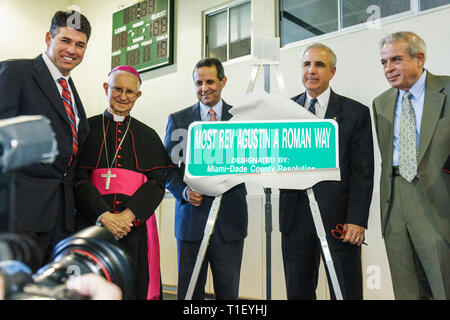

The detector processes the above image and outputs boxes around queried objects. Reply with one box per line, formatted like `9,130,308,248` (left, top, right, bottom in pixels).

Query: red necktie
58,78,79,158
208,108,217,121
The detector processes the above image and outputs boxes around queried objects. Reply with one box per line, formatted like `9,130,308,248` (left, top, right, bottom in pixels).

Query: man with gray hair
373,31,449,299
74,65,172,299
279,43,374,299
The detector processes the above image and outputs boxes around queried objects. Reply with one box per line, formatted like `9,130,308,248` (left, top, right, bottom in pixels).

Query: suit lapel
32,55,68,123
418,72,445,164
324,89,342,121
191,102,202,122
381,88,397,169
69,77,88,144
222,101,233,121
292,92,306,108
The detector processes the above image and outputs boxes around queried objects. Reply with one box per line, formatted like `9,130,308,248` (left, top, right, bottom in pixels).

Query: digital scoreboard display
111,0,174,73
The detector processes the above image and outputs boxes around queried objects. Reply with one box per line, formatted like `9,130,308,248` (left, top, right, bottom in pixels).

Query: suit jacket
0,55,89,233
372,71,450,243
280,90,374,233
164,101,248,242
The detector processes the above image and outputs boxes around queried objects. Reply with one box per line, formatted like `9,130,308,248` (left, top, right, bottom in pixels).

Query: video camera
0,116,137,300
0,226,137,300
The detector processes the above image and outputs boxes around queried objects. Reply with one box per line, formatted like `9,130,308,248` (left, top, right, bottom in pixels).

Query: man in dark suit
0,11,91,266
164,58,248,300
279,43,374,299
373,31,449,299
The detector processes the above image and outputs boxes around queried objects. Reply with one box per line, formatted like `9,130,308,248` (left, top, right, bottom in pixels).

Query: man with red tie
0,10,91,266
74,66,172,300
164,58,248,300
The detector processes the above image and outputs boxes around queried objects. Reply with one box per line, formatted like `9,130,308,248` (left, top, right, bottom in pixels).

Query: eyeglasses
109,86,139,99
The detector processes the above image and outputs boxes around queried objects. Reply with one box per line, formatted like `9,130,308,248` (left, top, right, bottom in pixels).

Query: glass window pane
206,10,227,61
280,0,339,46
342,0,410,28
420,0,450,11
230,2,251,59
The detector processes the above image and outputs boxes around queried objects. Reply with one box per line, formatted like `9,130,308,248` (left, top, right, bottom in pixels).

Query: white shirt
42,52,80,129
304,87,331,119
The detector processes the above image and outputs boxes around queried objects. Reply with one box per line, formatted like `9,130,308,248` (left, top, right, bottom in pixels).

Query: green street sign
185,120,339,178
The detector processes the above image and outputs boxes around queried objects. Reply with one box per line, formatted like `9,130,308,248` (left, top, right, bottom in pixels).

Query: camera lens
34,226,137,300
0,233,43,271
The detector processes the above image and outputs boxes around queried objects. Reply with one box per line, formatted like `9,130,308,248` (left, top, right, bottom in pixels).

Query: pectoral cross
101,169,116,190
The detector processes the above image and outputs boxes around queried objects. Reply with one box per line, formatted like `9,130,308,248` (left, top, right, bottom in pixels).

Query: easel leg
185,195,223,300
306,188,344,300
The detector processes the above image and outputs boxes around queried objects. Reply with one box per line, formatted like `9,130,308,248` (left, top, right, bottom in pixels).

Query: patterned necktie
308,98,318,115
58,77,79,157
208,108,218,121
399,91,417,182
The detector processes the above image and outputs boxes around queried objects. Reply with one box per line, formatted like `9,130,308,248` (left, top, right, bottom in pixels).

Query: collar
199,99,223,120
399,69,427,99
104,108,129,122
42,52,70,83
306,86,331,109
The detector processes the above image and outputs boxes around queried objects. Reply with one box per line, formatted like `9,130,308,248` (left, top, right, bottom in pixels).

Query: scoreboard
111,0,174,73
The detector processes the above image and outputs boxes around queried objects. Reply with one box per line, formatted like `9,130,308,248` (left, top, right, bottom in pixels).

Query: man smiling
373,31,449,299
164,58,248,300
74,66,171,300
0,10,91,266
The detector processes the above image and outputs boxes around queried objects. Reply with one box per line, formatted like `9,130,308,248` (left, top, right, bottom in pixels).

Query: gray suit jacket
372,71,450,243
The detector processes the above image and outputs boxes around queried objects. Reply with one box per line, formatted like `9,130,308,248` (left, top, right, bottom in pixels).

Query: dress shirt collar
42,52,70,83
398,69,427,99
199,99,223,121
305,86,331,118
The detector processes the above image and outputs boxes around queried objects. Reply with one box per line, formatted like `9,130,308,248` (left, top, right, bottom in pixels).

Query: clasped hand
99,208,136,240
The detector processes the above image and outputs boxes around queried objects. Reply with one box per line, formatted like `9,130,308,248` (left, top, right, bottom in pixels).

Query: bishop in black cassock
74,66,171,299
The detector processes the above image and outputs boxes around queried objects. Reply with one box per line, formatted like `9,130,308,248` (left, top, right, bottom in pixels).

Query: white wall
1,0,449,300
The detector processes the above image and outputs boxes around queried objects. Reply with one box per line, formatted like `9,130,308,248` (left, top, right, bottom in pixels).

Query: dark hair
49,10,92,41
192,57,225,81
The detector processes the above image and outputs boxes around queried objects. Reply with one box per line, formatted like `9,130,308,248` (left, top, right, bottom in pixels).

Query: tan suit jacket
372,71,450,243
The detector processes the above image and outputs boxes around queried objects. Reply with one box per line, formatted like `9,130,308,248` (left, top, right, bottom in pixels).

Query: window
205,1,251,62
420,0,450,10
341,0,410,28
280,0,339,46
280,0,450,46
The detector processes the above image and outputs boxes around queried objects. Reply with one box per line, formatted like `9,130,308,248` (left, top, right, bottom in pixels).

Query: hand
66,273,122,300
99,211,133,240
342,223,365,246
187,188,203,207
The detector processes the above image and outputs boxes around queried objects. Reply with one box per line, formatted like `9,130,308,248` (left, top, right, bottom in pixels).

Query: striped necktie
308,98,318,115
58,77,79,157
399,91,417,182
208,108,218,121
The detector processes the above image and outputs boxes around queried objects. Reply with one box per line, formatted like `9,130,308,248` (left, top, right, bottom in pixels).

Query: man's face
380,40,424,91
193,66,227,107
301,47,336,98
103,72,142,116
45,27,88,76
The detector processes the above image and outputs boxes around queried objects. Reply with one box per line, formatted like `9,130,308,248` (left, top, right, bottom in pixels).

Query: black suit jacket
279,90,374,233
164,101,248,242
0,55,89,232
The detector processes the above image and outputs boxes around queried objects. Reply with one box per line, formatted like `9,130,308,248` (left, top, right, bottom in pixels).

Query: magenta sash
91,168,161,300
